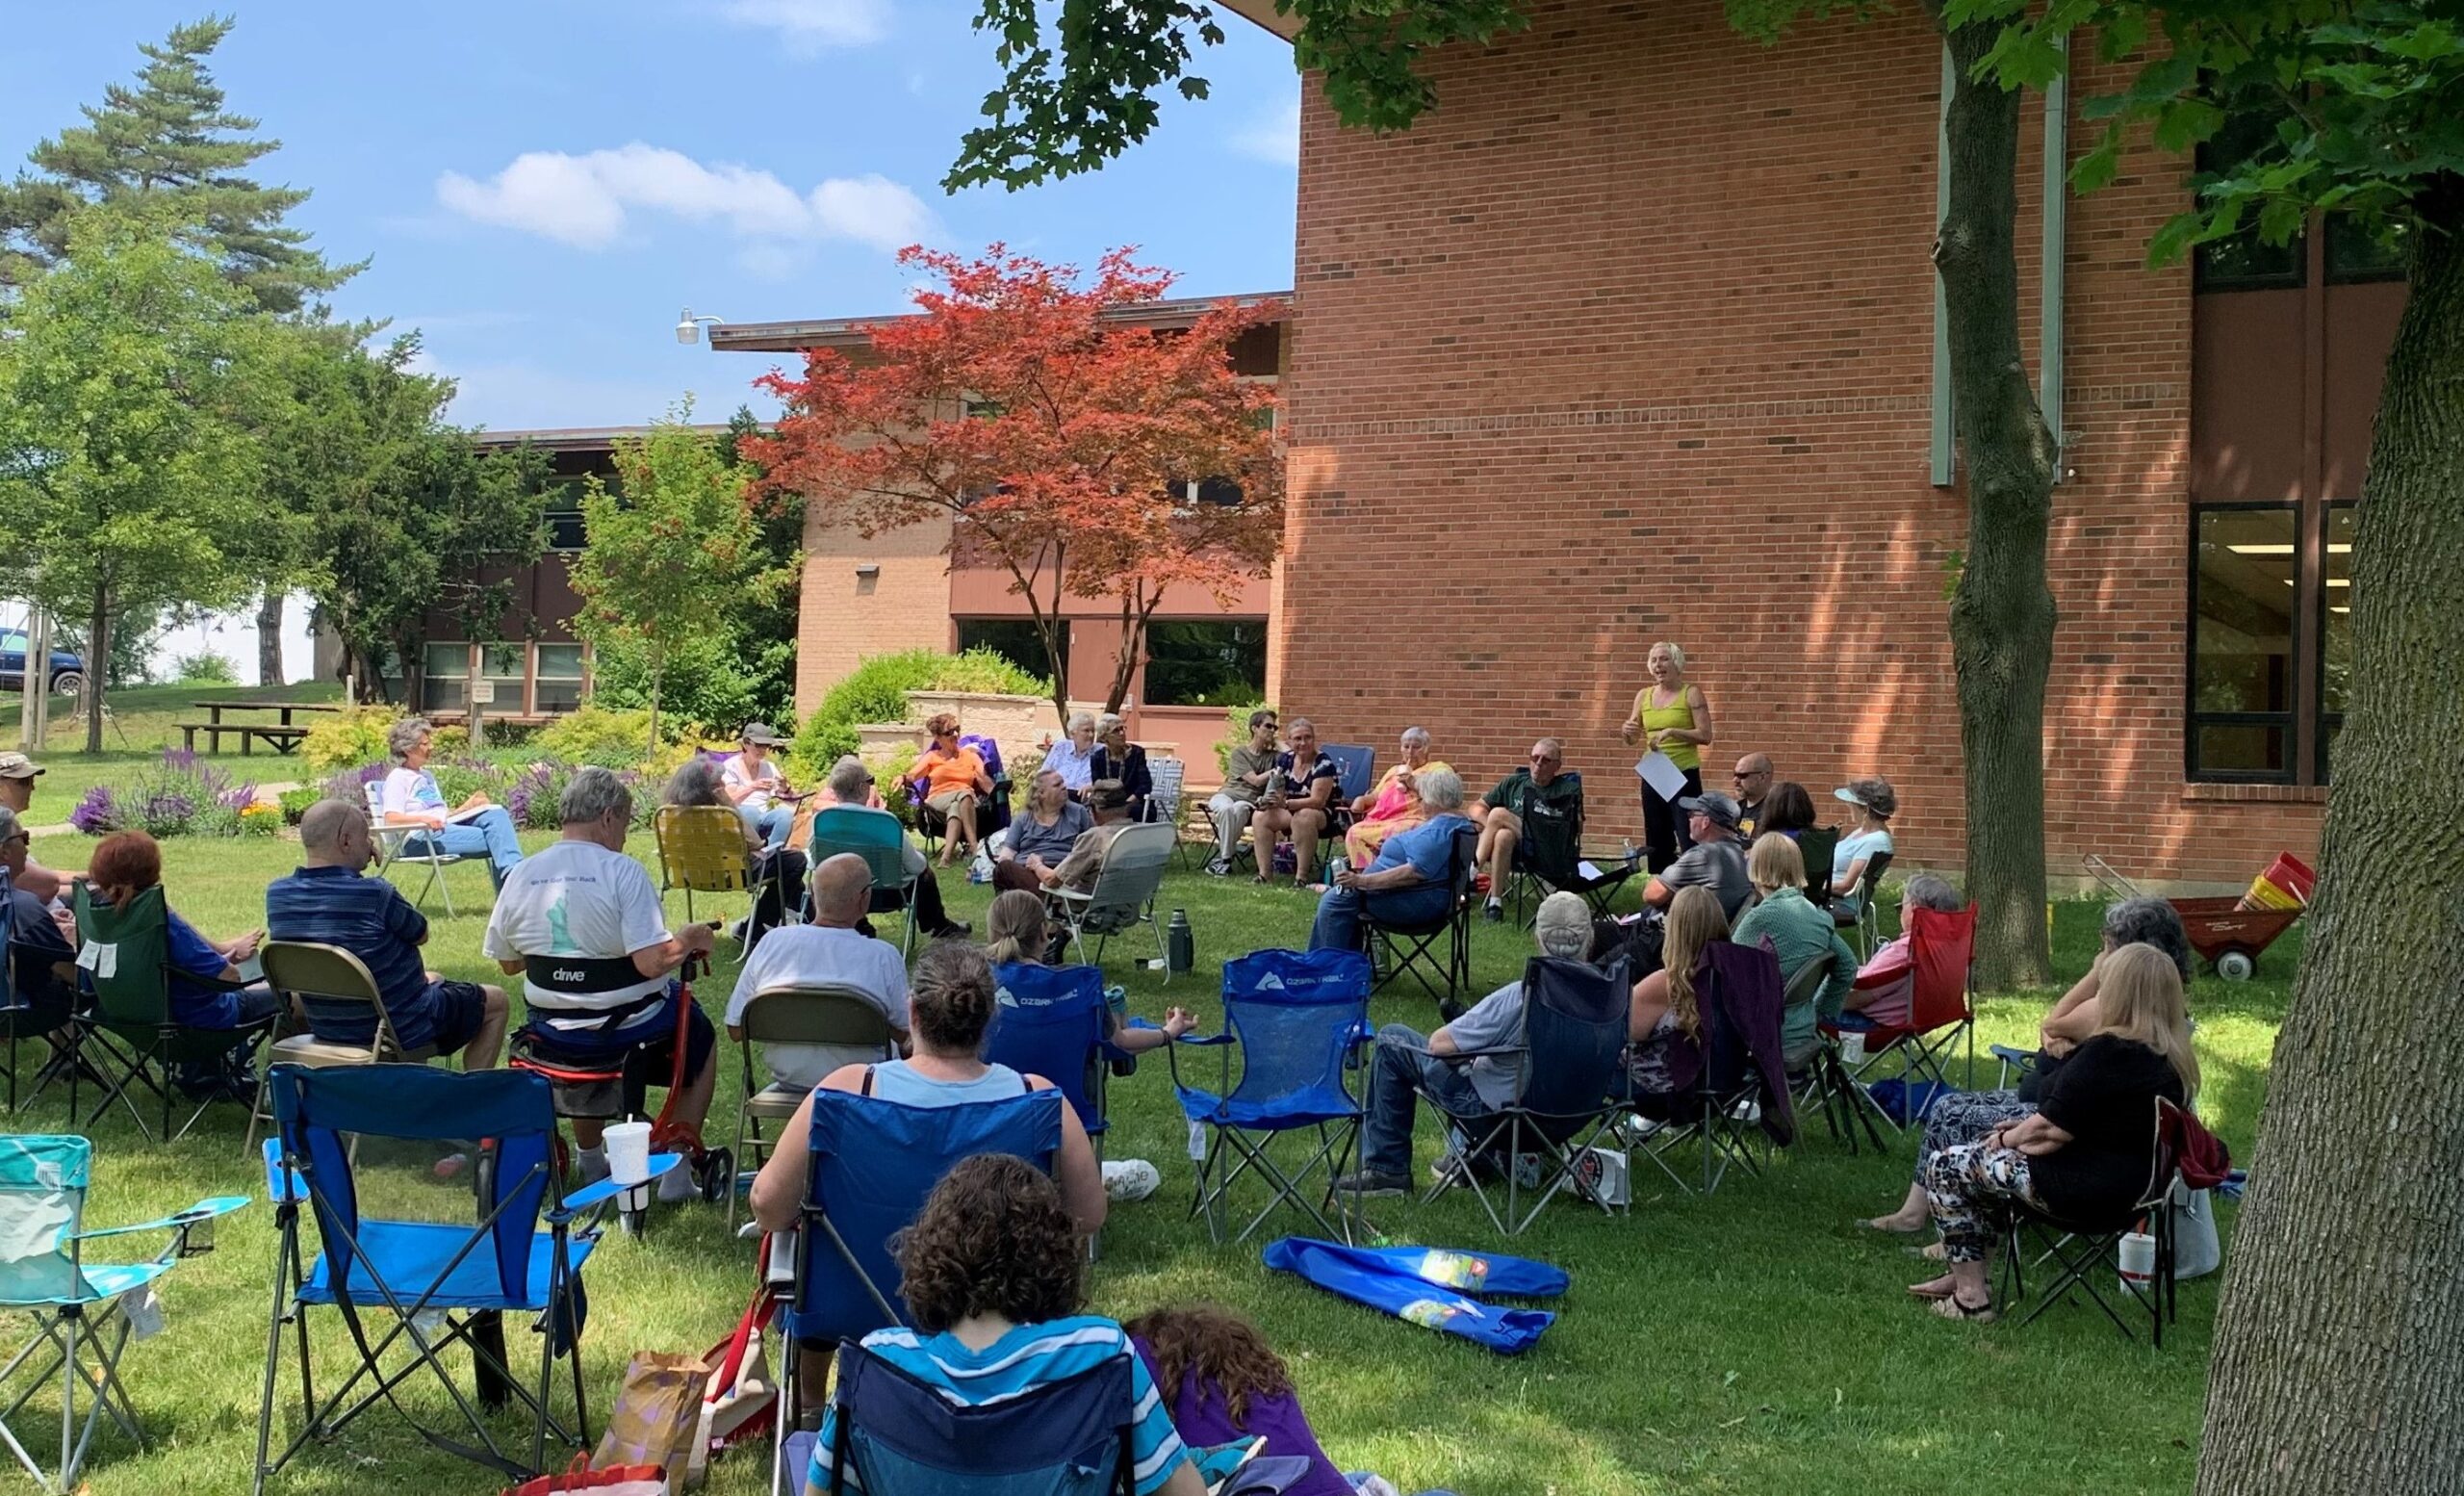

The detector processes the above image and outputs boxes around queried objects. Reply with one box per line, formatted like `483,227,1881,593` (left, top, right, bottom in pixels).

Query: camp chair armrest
1175,1030,1237,1046
1988,1044,2034,1064
72,1196,250,1242
1433,1043,1527,1064
556,1151,685,1216
1047,888,1092,907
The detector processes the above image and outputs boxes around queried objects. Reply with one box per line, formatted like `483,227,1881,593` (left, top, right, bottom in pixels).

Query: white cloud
1230,95,1300,168
717,0,887,53
435,143,938,255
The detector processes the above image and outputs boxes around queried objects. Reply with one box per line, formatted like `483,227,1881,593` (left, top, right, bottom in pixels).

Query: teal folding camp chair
0,1134,245,1493
68,884,276,1144
809,806,924,958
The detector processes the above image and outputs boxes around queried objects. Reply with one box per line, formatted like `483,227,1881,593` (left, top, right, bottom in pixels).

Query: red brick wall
1274,0,2326,889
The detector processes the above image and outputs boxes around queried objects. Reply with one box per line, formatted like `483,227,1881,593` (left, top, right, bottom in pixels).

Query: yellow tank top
1636,689,1702,773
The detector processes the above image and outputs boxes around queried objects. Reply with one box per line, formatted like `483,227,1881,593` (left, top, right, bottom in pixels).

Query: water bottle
1167,908,1194,973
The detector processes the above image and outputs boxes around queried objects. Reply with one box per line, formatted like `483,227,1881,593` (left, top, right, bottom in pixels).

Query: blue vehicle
0,629,86,697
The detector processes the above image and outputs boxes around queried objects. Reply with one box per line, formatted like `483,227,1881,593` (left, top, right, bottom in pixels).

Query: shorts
422,980,493,1057
519,985,717,1085
925,787,975,817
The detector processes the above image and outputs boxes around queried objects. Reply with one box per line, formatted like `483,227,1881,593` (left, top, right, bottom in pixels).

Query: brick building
1221,0,2398,887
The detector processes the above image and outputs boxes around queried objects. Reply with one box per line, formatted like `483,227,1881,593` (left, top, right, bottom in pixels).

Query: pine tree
0,14,359,312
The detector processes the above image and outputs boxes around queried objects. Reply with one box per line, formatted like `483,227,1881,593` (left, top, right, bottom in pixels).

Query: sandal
1932,1293,1997,1323
1915,1241,1949,1262
1859,1215,1930,1235
1905,1275,1957,1302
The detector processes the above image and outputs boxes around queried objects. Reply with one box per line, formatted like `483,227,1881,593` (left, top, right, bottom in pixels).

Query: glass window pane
1143,620,1268,708
2194,113,2305,292
2321,506,2354,715
424,643,470,679
2326,217,2408,283
955,619,1062,687
2197,723,2287,776
536,644,585,680
2194,509,2297,716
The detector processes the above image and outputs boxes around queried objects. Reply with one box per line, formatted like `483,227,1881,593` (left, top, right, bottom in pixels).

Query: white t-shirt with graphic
482,838,673,1023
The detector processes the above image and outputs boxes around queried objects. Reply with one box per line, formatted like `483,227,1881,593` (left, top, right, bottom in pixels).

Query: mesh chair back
742,986,901,1050
270,1064,559,1306
1797,827,1840,909
812,805,914,892
828,1342,1134,1496
1907,903,1977,1033
655,805,757,894
1513,772,1587,884
0,1134,90,1305
1145,757,1185,825
1322,745,1376,804
1698,940,1796,1141
1219,949,1371,1113
72,884,173,1028
261,940,409,1056
1073,823,1174,933
788,1088,1063,1344
1515,955,1632,1122
1782,949,1834,1007
988,964,1109,1135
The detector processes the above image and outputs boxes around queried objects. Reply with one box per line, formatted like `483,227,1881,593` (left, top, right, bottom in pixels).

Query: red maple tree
744,245,1284,725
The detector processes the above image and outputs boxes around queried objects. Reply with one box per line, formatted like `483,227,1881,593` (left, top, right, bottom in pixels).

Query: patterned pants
1923,1143,2045,1263
1912,1089,2035,1184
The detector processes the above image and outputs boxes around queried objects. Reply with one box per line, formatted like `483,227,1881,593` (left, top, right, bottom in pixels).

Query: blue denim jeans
742,802,795,850
1308,883,1451,954
1359,1022,1493,1177
407,805,525,887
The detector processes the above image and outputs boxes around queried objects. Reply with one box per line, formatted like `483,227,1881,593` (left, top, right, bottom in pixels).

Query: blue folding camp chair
774,1085,1063,1496
1170,948,1372,1247
988,963,1128,1258
0,1134,245,1494
2,918,79,1115
814,1338,1141,1496
809,805,925,957
253,1064,680,1491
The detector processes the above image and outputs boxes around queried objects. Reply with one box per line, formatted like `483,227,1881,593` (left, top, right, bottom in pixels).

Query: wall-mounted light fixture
854,563,881,579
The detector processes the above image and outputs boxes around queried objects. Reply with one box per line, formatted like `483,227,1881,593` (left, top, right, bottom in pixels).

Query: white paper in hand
1634,751,1690,802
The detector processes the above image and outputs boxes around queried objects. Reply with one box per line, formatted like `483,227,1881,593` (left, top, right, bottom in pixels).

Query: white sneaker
1102,1159,1162,1202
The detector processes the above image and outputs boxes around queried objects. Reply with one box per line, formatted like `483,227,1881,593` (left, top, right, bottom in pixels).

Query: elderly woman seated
664,757,808,942
1858,895,2196,1252
1341,726,1450,871
908,712,996,867
1305,767,1475,954
1087,713,1152,821
379,716,526,890
1727,835,1858,1067
1841,873,1966,1025
1896,943,2199,1321
1040,710,1100,794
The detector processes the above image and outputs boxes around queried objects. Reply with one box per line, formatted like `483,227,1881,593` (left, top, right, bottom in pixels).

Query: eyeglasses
1732,769,1768,782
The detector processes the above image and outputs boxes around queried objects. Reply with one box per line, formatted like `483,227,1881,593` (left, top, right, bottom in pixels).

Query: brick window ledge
2181,783,2328,806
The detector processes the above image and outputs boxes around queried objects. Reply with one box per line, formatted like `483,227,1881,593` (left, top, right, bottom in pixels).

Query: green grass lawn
9,828,2289,1496
4,681,346,817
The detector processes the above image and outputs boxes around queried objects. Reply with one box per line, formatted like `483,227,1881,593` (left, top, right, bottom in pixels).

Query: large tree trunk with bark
256,590,285,686
83,584,111,755
2195,178,2464,1496
1930,8,2057,990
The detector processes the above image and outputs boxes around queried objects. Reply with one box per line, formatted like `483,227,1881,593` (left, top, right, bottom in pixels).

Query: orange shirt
916,746,988,796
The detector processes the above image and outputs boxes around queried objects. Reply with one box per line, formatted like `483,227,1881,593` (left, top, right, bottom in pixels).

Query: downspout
2040,33,2067,474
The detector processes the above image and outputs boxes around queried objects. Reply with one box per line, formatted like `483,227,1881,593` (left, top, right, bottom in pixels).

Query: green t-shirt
1483,768,1583,821
1220,745,1271,805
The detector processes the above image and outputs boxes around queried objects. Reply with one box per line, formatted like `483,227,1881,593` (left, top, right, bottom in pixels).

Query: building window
956,618,1061,686
479,642,527,715
423,641,470,713
536,643,586,713
2189,504,2355,786
546,510,587,552
1143,620,1267,708
2193,113,2304,292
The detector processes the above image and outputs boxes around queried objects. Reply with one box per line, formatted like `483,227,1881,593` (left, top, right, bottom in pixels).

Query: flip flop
1932,1294,1997,1323
1905,1277,1957,1302
1859,1215,1930,1235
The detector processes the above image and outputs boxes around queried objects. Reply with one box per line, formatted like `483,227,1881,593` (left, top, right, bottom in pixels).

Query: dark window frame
954,617,1064,688
1142,618,1268,708
2187,501,2361,787
2314,503,2356,784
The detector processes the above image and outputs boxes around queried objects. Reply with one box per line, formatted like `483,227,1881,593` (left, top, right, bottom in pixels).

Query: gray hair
298,797,363,854
1650,641,1687,671
559,764,633,827
1066,710,1096,735
0,805,21,843
1532,890,1592,960
664,756,726,808
1413,766,1464,811
1900,872,1963,916
1286,715,1315,735
2104,895,2195,982
828,754,875,803
1400,726,1430,749
1094,712,1126,738
387,717,433,763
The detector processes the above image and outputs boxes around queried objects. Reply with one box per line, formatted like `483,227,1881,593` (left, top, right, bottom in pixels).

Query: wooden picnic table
178,699,342,756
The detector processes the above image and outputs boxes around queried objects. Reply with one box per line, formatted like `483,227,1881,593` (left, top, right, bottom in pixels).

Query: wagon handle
2082,854,2143,901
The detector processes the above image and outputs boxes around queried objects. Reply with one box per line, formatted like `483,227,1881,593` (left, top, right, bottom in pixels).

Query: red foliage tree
744,244,1283,726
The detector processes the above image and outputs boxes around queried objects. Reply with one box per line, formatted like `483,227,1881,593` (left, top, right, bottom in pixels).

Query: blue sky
0,1,1301,432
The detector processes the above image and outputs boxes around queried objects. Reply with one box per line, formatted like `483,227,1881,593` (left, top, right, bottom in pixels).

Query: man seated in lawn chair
1306,768,1476,955
483,766,719,1193
1473,737,1585,923
266,798,510,1068
1,805,77,1030
1334,892,1597,1198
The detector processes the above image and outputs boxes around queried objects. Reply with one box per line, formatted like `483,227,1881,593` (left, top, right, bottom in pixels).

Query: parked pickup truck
0,629,86,697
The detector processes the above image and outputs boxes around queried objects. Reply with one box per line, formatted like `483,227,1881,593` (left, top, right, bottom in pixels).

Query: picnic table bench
177,700,340,756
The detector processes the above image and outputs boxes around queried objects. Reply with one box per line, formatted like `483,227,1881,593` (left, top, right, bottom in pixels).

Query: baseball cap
0,753,43,781
1087,780,1133,812
1677,789,1741,829
740,722,783,745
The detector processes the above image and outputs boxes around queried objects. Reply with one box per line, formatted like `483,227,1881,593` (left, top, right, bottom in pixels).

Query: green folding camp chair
68,884,277,1144
0,1133,245,1493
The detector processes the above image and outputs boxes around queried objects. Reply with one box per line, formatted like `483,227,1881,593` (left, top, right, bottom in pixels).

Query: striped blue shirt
810,1315,1190,1495
263,865,436,1047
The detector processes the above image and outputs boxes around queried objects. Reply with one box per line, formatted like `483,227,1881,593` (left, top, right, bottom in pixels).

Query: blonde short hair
1650,641,1686,671
1746,833,1807,892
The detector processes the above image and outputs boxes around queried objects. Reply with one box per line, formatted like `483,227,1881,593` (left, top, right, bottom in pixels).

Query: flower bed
69,749,261,838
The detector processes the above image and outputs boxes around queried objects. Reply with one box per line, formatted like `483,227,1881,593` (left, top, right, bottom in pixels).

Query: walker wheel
2216,949,2256,982
697,1148,735,1203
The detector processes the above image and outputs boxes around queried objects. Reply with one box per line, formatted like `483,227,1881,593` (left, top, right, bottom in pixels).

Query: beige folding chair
245,941,439,1155
729,985,900,1230
1042,823,1178,979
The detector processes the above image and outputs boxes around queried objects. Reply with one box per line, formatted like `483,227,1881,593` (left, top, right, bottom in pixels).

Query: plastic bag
689,1286,779,1485
502,1455,669,1495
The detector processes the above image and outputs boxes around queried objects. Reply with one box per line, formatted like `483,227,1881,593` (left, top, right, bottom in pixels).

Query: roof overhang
706,291,1294,354
472,424,733,452
1217,1,1300,40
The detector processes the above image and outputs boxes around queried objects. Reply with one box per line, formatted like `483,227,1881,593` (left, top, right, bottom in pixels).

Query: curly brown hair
895,1154,1085,1333
1124,1304,1293,1425
924,712,962,741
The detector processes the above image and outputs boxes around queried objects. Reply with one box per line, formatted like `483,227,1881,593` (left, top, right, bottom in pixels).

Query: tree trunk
83,584,110,755
1930,6,2057,990
2195,178,2464,1496
1105,587,1142,715
256,589,285,687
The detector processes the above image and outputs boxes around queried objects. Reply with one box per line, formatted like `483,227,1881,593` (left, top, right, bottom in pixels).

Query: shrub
71,748,259,838
303,705,405,773
791,648,1051,773
277,787,323,824
589,631,781,742
239,802,284,837
1215,701,1274,776
430,724,471,755
504,760,658,831
172,650,239,684
532,706,672,766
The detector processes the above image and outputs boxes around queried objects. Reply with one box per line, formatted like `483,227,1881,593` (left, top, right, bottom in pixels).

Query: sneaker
1332,1170,1411,1198
933,919,972,938
1102,1159,1162,1202
1205,857,1233,877
1427,1152,1469,1189
1482,899,1504,924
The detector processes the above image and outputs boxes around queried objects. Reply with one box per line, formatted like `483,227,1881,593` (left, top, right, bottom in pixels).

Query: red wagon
2084,857,2304,981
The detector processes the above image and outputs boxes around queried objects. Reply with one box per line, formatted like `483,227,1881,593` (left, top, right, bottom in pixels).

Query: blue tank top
866,1059,1030,1106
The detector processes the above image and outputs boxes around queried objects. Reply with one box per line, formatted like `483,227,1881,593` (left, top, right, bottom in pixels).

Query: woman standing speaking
1620,640,1714,871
